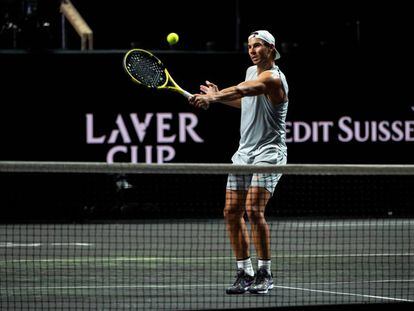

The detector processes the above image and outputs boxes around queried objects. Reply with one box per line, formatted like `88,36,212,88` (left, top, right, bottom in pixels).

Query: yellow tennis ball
167,32,179,45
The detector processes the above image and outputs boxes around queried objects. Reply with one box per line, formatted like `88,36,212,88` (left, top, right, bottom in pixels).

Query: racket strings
126,52,166,88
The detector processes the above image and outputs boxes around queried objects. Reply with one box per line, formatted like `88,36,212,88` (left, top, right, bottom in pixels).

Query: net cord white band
1,161,414,175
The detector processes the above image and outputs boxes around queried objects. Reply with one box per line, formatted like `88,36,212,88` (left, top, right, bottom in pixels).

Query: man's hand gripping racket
123,49,208,110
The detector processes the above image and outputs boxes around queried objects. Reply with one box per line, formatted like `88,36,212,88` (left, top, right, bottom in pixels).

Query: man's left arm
190,72,277,108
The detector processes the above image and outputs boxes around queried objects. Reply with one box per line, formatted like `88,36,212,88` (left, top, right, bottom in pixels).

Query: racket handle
182,90,209,110
182,90,193,99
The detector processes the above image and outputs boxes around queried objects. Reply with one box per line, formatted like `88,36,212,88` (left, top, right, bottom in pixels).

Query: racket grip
182,90,193,99
183,90,209,110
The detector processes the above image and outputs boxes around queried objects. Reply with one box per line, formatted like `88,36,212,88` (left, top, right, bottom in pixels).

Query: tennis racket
124,49,208,110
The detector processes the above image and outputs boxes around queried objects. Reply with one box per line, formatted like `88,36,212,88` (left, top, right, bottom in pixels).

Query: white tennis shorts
226,150,287,194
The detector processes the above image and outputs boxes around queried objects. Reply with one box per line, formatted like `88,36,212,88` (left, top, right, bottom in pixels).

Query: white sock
258,259,271,274
237,258,254,276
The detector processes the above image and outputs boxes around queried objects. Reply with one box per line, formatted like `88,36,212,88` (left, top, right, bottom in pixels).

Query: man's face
247,38,273,65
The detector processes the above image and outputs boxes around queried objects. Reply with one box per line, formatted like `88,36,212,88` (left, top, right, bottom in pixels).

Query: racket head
123,49,168,89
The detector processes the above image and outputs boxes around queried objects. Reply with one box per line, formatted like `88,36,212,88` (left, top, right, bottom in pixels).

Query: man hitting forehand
190,30,289,294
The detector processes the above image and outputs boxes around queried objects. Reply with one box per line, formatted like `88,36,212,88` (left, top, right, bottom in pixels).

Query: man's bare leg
245,186,274,294
223,189,249,260
245,186,271,260
224,189,256,294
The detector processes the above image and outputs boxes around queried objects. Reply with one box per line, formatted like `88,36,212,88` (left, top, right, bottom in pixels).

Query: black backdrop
1,49,414,221
1,1,414,220
0,49,413,164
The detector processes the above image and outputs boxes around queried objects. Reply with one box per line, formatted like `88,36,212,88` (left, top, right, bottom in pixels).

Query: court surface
1,218,413,310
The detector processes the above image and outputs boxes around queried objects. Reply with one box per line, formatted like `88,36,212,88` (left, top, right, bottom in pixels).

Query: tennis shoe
225,268,255,295
248,266,273,294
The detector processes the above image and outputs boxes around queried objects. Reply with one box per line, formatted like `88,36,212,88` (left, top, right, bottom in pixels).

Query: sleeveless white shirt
232,64,289,164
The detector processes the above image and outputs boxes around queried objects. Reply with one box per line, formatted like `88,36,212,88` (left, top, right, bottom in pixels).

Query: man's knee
246,206,265,224
245,187,271,223
224,190,246,221
223,204,244,221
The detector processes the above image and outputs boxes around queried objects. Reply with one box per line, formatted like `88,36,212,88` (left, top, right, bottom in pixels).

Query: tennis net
0,162,413,310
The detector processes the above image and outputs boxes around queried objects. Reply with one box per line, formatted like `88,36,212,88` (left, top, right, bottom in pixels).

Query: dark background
1,1,414,220
2,0,413,54
1,1,414,164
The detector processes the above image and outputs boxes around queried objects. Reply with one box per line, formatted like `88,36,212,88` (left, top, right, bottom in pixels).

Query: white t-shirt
232,64,289,165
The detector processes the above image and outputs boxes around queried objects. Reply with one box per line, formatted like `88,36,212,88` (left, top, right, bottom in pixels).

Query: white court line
0,242,93,247
50,243,93,246
2,284,229,291
2,282,413,303
1,242,413,260
3,279,413,291
298,279,414,286
275,219,414,227
275,285,414,302
287,253,414,258
0,243,42,247
2,252,413,264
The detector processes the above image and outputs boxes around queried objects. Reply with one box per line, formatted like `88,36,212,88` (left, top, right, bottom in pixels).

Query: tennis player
189,30,289,294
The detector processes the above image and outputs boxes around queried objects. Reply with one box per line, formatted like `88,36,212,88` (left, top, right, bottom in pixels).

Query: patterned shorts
226,151,287,194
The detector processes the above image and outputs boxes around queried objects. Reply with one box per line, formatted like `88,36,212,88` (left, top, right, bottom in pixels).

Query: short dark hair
263,42,276,59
